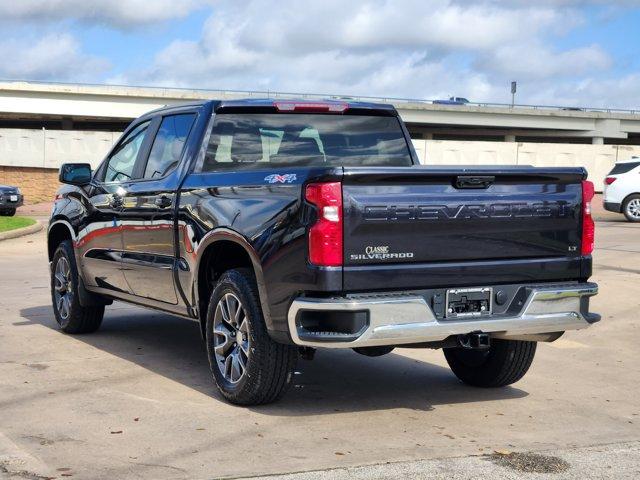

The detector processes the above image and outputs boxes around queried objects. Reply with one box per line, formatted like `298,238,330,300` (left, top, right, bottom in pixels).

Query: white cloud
0,33,109,81
0,0,207,28
474,0,640,6
2,0,638,109
478,43,612,80
521,73,640,109
125,0,619,105
225,0,561,54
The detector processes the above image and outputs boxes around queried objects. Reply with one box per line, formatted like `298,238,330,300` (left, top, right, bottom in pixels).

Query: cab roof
140,98,398,121
215,98,398,115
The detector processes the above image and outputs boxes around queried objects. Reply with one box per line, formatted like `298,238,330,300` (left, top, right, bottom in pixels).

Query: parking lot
1,209,639,479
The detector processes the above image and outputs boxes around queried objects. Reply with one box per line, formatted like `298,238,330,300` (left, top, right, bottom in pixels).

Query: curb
0,220,43,242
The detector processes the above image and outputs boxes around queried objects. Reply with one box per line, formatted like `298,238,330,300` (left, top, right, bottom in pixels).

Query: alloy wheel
627,199,640,219
53,257,73,321
212,293,250,384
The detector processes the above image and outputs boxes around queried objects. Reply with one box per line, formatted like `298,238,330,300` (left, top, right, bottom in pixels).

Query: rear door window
201,113,412,171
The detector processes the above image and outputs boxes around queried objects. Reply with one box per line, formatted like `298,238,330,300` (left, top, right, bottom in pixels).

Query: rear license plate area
445,287,492,318
9,195,18,202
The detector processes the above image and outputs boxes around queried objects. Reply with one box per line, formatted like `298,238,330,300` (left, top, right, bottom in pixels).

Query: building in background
2,81,640,203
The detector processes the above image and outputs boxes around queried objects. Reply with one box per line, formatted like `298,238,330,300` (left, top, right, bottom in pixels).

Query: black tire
622,194,640,222
1,208,16,216
205,268,297,405
51,240,104,334
353,346,395,357
443,339,536,387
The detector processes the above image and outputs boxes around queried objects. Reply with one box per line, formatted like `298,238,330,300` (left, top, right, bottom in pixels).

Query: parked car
603,157,640,222
48,99,599,405
433,96,470,105
0,184,23,216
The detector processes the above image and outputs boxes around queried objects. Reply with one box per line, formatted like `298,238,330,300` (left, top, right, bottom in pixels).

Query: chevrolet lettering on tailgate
363,201,572,221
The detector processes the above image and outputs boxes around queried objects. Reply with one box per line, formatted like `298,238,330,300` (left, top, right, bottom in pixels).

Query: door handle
109,196,124,208
109,186,127,209
155,195,172,208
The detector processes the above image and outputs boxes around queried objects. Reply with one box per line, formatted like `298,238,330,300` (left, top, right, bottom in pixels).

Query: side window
143,113,196,179
104,121,150,183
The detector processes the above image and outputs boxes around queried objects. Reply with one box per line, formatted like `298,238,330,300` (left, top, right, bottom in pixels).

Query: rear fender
194,228,273,331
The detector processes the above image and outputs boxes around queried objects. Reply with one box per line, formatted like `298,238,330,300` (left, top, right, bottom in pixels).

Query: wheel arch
194,228,272,338
47,219,76,261
622,191,640,205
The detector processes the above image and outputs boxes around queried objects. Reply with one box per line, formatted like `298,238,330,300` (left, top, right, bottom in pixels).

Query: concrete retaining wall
0,129,116,170
413,139,640,188
0,129,117,203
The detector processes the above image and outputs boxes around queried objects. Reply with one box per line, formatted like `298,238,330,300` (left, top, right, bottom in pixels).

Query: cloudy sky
0,0,639,108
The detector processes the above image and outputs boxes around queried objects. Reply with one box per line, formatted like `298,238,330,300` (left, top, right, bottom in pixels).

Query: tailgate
342,166,586,290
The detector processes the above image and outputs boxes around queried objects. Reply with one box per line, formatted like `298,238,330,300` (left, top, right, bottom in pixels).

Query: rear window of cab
200,113,413,172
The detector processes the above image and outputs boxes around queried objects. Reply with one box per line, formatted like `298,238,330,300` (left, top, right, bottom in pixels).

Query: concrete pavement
0,217,639,479
234,442,640,480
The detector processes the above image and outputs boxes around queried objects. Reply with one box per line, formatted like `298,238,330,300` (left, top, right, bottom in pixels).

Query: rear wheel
443,339,536,387
205,268,297,405
1,208,16,216
51,240,104,333
623,194,640,222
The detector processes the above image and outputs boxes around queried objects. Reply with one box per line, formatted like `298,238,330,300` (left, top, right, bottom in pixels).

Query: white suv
603,157,640,222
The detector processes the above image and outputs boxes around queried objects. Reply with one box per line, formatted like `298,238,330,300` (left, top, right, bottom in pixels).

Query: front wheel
205,269,297,405
623,194,640,222
51,240,104,333
443,339,536,387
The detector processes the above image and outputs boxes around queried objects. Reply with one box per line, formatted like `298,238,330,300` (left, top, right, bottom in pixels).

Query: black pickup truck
48,99,599,405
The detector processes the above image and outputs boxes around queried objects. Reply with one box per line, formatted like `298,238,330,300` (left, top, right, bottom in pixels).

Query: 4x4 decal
264,174,297,184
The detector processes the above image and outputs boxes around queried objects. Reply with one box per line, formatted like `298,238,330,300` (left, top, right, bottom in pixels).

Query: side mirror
59,163,92,186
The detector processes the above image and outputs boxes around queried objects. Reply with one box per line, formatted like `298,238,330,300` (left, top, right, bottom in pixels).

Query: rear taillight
581,180,595,255
604,177,617,185
305,182,343,266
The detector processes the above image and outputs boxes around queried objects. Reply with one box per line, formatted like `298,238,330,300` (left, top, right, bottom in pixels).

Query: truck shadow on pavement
18,304,528,414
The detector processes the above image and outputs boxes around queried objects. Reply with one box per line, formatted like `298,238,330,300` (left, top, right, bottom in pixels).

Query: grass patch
0,216,36,233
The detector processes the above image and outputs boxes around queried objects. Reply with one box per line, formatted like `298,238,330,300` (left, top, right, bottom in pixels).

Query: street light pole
511,81,517,107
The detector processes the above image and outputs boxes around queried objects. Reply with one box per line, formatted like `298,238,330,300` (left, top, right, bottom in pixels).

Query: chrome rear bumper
288,283,599,348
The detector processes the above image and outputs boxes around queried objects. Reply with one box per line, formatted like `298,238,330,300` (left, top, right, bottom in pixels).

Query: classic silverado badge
264,173,297,184
350,245,414,261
